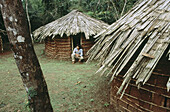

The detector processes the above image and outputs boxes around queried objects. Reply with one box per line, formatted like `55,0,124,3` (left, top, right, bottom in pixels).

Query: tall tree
0,0,53,112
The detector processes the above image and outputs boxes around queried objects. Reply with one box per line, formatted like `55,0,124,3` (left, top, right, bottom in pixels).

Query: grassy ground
0,44,115,112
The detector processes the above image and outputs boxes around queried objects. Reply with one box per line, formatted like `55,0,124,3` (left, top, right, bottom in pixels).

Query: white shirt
73,48,83,56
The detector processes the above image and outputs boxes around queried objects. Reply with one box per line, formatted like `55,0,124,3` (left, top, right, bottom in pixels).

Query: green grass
0,44,114,112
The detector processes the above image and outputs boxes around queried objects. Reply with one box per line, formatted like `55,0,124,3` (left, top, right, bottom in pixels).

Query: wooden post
0,0,53,111
71,36,74,51
0,35,3,52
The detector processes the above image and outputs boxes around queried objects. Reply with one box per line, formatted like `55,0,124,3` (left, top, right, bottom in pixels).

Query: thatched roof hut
33,10,108,59
87,0,170,111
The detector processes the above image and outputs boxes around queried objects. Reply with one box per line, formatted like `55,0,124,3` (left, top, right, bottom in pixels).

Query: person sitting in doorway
71,45,84,64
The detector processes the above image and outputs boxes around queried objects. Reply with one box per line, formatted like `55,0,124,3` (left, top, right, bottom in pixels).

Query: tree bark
0,0,53,112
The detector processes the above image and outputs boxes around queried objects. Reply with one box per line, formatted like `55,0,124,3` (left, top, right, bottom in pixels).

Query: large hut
33,10,108,59
87,0,170,111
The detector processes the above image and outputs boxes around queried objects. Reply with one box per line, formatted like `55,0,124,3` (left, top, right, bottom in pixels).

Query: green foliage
22,0,48,30
27,87,37,98
22,0,71,31
0,0,138,33
25,100,30,107
104,103,109,107
82,0,138,24
22,0,138,31
90,99,94,102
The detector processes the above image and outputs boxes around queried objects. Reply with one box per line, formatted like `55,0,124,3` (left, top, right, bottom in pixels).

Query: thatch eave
33,10,109,41
167,49,170,60
87,0,170,96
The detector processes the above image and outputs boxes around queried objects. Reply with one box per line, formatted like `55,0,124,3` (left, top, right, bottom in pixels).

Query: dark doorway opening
72,34,81,49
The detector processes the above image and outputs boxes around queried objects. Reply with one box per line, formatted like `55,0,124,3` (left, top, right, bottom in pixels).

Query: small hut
0,36,3,53
87,0,170,111
33,10,108,59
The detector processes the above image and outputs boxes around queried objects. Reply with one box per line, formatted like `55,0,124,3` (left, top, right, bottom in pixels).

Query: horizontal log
45,50,56,52
82,46,93,49
45,48,56,50
57,48,71,51
82,40,94,44
45,43,56,45
115,76,170,97
57,49,71,52
113,85,168,112
56,55,70,57
55,42,70,45
57,57,71,60
124,93,170,111
82,44,93,47
45,44,55,45
56,45,71,47
57,52,71,55
45,49,56,51
45,44,56,46
84,46,92,48
45,45,56,48
45,52,56,54
45,54,56,56
152,71,170,77
82,43,94,46
45,50,56,53
57,48,71,50
54,38,70,42
82,43,93,46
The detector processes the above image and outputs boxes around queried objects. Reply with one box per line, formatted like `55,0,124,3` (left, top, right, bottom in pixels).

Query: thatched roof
33,10,109,41
168,50,170,60
87,0,170,97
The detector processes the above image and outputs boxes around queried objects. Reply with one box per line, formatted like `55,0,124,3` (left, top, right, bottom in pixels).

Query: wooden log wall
81,36,94,58
45,37,57,58
110,56,170,112
44,35,94,60
0,36,3,53
54,37,72,59
45,36,72,59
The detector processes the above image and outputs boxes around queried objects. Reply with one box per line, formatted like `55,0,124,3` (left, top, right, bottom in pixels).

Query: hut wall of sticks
44,36,72,59
44,34,94,59
87,0,170,111
0,36,3,53
33,10,108,59
110,51,170,112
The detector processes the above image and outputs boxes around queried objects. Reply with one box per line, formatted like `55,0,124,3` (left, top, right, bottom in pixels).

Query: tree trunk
0,1,53,112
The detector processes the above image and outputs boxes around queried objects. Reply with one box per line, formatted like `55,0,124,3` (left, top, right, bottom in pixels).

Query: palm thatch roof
168,50,170,60
33,10,109,41
87,0,170,97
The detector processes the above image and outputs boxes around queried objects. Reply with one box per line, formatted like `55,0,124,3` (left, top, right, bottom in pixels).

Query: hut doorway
71,34,81,51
